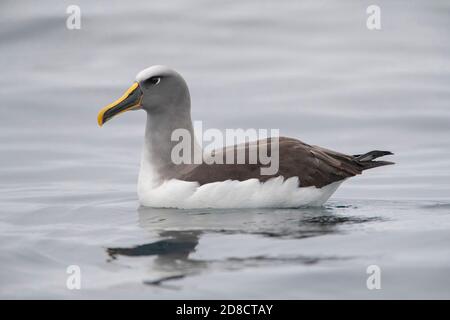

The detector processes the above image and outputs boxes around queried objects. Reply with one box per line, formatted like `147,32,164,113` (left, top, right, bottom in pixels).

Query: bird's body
98,65,394,208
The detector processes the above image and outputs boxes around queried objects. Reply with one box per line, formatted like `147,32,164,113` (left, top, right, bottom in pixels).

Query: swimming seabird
97,65,393,208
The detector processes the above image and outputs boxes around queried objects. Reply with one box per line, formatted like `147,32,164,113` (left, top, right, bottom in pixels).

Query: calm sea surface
1,0,449,298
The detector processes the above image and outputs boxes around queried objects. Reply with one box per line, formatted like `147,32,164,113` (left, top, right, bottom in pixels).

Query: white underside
138,176,344,209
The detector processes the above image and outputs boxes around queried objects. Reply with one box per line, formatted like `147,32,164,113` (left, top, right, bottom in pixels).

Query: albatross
97,65,393,208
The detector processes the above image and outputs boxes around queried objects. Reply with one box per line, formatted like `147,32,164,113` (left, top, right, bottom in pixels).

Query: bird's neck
139,109,201,186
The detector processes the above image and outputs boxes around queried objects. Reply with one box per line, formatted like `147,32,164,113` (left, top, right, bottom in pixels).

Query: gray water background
0,0,449,298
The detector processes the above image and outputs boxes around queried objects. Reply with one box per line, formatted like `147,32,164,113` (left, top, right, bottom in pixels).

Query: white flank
138,176,343,209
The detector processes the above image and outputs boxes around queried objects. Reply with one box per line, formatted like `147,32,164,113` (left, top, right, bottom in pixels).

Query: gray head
97,65,190,126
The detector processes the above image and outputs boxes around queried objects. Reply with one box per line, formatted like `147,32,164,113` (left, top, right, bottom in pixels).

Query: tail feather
353,150,394,170
353,150,393,162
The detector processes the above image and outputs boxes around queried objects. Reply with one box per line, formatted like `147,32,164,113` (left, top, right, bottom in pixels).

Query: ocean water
0,0,450,298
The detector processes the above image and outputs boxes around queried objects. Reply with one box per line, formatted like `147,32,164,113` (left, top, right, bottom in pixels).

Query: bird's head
97,65,190,126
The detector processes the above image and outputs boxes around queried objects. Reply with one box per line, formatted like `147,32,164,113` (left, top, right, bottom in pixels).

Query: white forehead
135,65,180,82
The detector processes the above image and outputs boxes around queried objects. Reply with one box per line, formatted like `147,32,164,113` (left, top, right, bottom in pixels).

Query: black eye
148,77,161,85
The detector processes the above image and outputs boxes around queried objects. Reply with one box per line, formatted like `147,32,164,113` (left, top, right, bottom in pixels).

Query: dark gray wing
176,137,393,188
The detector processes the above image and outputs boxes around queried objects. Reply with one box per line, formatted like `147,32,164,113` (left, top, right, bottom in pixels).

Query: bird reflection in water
106,205,381,286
